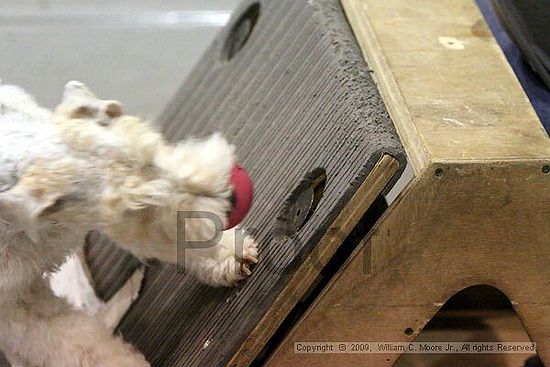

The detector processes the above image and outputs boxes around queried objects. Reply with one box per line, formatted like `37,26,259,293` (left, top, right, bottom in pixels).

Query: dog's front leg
105,204,259,287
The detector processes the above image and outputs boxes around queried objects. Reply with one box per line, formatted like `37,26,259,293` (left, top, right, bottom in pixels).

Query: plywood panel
343,0,550,172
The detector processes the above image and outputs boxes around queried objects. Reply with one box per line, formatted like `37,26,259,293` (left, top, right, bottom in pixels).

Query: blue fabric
476,0,550,135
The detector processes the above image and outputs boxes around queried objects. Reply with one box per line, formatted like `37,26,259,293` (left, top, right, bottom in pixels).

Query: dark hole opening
273,167,327,242
222,2,260,61
396,285,540,367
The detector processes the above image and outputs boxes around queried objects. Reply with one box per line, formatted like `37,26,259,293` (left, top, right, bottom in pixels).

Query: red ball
226,165,254,230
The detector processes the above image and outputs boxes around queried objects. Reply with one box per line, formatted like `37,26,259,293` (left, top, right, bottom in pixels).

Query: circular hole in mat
273,168,327,242
222,2,260,61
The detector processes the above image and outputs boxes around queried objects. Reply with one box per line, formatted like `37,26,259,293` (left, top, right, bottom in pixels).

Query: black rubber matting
86,0,406,366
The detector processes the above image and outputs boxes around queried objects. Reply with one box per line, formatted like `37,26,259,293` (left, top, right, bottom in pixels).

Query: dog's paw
211,233,259,287
232,235,259,284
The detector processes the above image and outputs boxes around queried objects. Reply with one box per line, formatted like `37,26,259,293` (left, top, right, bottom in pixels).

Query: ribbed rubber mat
85,231,143,301
87,0,406,366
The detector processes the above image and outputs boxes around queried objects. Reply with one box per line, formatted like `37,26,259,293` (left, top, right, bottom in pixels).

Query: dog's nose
226,165,253,230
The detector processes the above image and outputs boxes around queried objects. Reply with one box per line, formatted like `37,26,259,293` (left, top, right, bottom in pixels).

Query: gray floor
0,0,241,119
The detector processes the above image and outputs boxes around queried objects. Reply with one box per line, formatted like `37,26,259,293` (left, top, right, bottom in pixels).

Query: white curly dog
0,81,258,366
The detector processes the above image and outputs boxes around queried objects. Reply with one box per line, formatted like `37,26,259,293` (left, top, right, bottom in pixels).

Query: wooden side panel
343,0,550,172
267,160,550,366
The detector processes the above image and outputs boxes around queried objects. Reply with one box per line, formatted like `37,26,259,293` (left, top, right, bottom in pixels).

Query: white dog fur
0,81,258,366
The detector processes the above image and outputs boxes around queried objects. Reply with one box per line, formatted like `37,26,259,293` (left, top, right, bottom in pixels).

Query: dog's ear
62,81,98,103
60,81,124,124
0,187,71,243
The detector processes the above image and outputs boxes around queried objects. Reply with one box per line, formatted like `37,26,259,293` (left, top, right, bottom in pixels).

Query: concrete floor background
0,0,240,119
